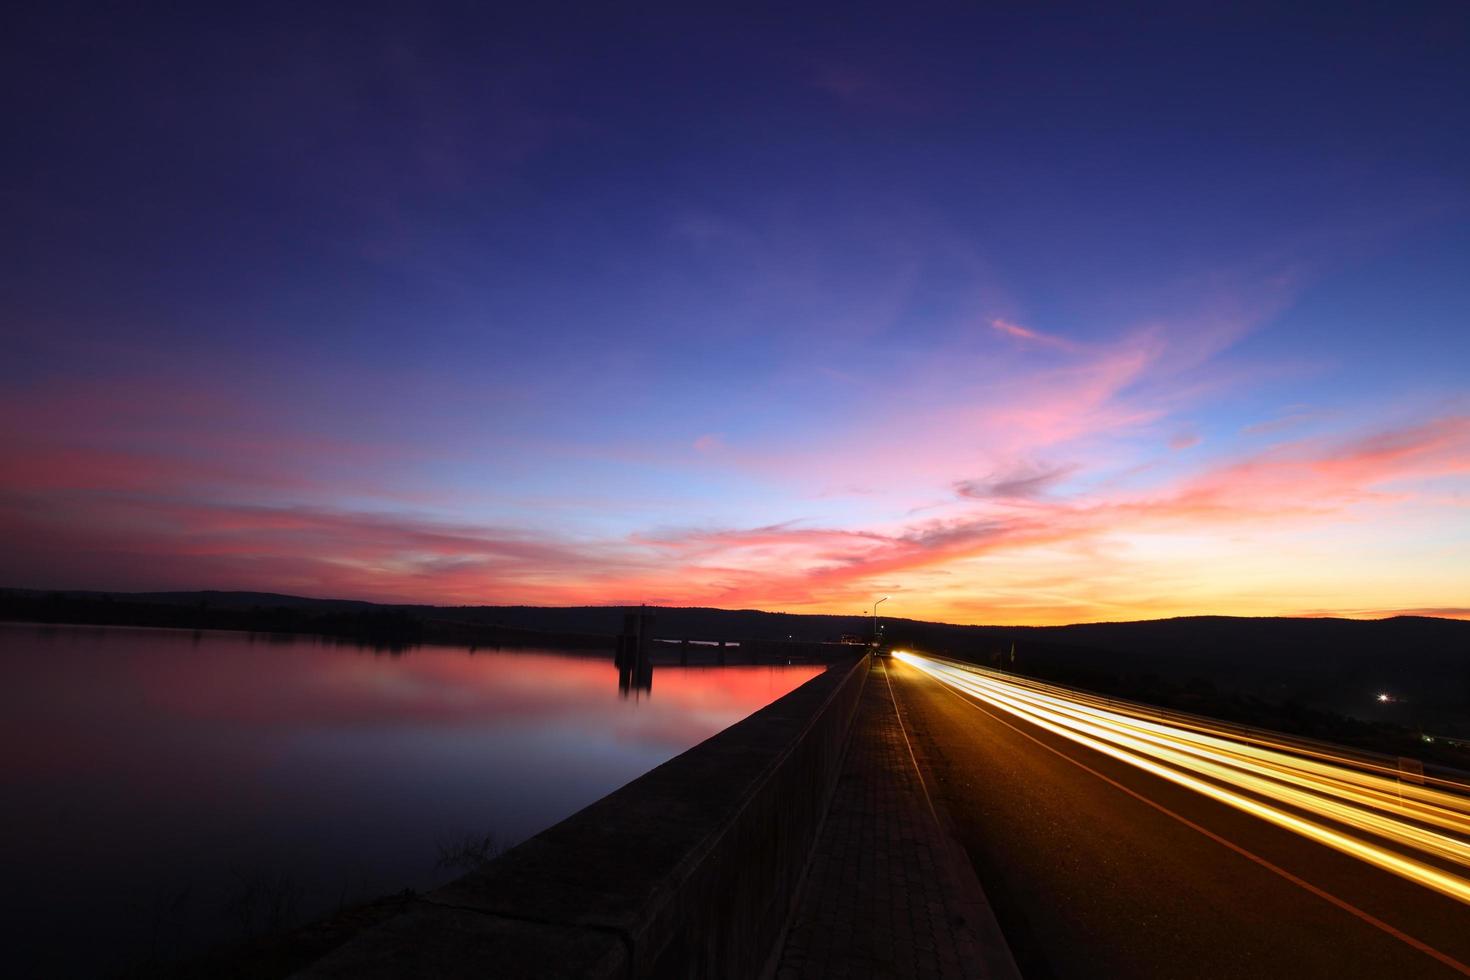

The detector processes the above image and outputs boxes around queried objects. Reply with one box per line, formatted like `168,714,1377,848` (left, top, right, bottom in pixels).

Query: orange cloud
598,415,1470,616
5,305,1466,626
4,415,1465,620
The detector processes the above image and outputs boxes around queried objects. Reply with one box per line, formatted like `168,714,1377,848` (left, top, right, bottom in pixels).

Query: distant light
1377,693,1392,703
895,650,1470,905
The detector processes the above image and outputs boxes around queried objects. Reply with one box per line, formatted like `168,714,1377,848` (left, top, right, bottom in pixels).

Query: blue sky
4,2,1468,622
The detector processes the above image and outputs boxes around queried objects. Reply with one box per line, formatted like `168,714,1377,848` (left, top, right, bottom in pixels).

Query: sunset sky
4,4,1468,624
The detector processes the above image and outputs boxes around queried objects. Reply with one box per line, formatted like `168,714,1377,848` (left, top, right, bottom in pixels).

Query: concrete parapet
296,654,870,979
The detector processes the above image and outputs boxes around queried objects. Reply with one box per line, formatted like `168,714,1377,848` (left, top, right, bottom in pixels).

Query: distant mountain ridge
4,588,1466,743
9,586,1465,633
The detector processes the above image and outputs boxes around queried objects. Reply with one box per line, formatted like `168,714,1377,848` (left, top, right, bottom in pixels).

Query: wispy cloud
1168,429,1201,450
604,415,1470,615
989,318,1079,352
955,462,1078,500
692,433,725,454
1242,406,1331,436
5,413,1466,620
1294,607,1470,621
5,275,1466,625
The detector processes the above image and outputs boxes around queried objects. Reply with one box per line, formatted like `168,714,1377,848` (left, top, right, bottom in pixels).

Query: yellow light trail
893,651,1470,906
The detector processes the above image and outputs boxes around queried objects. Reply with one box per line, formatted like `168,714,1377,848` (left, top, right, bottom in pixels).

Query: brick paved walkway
776,659,1015,980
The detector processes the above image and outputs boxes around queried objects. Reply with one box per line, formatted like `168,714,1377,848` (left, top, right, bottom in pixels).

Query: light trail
892,651,1470,906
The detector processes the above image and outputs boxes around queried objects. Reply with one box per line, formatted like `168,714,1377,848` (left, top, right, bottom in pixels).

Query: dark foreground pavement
778,659,1018,979
884,658,1470,979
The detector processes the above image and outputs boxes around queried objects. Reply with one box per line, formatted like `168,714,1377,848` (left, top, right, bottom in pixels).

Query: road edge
882,659,1023,980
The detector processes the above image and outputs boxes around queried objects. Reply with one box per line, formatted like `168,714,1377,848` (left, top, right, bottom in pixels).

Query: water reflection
619,658,654,698
0,623,822,976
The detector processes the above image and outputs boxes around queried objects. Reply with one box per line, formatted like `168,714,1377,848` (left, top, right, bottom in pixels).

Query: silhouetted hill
4,589,1466,745
881,614,1469,737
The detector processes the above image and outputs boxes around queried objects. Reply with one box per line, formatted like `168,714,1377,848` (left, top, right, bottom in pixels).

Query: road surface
885,653,1470,979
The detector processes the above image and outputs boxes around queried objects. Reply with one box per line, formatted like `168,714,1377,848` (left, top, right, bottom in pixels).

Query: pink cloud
692,433,725,453
1143,415,1470,522
1168,429,1201,450
604,414,1470,612
6,291,1466,625
1242,407,1329,436
989,318,1079,352
3,406,1464,618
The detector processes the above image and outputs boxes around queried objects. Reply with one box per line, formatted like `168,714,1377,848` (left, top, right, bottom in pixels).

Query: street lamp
873,596,888,647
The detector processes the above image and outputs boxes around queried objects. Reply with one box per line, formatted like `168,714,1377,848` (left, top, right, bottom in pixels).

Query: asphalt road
885,656,1470,979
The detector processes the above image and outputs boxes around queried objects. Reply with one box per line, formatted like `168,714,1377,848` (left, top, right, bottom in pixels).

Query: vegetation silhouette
5,588,1466,764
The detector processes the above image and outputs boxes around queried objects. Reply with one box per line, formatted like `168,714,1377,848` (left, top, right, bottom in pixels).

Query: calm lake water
0,623,823,976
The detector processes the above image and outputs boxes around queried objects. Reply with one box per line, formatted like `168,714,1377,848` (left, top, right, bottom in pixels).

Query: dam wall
299,653,870,979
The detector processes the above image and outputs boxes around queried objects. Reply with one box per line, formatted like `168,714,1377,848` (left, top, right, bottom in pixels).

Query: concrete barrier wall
297,654,870,979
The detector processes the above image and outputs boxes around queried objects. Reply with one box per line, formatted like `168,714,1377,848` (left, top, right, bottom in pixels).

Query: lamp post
873,596,888,647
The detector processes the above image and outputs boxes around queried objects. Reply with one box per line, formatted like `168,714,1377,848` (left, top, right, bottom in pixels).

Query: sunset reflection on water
0,623,822,975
